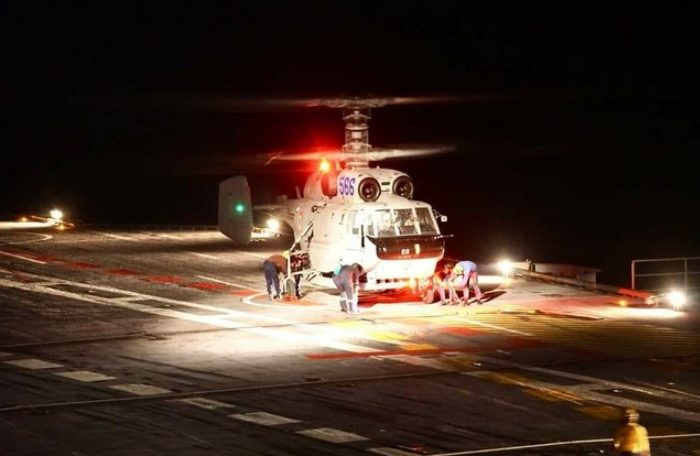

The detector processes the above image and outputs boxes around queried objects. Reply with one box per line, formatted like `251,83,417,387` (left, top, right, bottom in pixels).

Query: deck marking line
229,412,301,426
0,250,47,264
457,317,532,336
307,339,545,360
0,274,378,353
296,427,369,443
172,397,236,410
189,252,219,260
110,384,173,396
99,232,137,241
4,358,63,369
54,370,116,382
1,234,54,245
369,448,421,456
430,433,700,455
475,355,700,423
197,275,265,293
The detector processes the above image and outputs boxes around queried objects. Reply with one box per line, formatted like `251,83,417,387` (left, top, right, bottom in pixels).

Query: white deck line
172,397,236,410
110,384,173,396
229,412,301,426
296,427,369,443
54,370,116,382
0,251,46,264
4,358,63,369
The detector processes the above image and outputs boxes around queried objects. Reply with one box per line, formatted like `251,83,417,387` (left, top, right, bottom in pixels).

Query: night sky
2,2,699,285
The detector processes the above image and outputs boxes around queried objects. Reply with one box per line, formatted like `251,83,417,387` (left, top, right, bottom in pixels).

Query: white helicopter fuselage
276,167,447,291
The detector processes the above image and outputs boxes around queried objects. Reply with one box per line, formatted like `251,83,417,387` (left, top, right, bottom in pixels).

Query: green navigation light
234,203,245,214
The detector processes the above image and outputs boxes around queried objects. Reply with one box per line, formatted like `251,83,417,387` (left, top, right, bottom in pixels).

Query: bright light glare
668,290,687,309
319,159,331,173
50,209,63,221
266,218,280,232
497,260,514,276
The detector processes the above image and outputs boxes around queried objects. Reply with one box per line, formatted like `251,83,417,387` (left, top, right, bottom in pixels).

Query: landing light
50,209,63,221
266,218,280,232
497,260,514,276
668,290,687,310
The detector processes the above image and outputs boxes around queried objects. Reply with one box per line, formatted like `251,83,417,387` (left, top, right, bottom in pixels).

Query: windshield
415,207,438,234
370,208,438,237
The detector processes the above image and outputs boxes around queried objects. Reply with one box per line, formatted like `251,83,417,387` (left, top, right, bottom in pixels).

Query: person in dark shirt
262,253,286,300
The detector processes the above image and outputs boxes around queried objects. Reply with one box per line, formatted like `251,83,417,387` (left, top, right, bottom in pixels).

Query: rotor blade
364,146,455,161
115,94,515,112
263,146,454,164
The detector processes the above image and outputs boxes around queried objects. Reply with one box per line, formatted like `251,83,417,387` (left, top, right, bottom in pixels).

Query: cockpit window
415,207,438,234
374,209,396,237
370,208,439,237
395,208,417,235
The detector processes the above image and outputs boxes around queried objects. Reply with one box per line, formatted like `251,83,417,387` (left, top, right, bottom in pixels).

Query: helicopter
218,97,455,299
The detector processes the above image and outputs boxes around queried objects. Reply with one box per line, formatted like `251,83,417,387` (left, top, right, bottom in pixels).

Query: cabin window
415,207,438,234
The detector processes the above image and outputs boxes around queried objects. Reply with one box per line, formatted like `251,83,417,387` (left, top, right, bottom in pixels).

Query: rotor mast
317,97,391,168
342,108,372,167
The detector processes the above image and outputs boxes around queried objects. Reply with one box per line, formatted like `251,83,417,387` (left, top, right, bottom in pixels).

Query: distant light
50,209,63,221
266,218,280,232
319,159,331,173
234,203,245,214
618,299,628,307
668,290,687,310
19,216,28,222
497,260,514,276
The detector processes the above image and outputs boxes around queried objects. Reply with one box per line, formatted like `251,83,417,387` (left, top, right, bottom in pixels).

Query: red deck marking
30,255,63,263
144,275,185,284
306,338,544,360
229,290,257,296
183,281,229,291
106,268,142,276
438,327,484,337
65,261,99,269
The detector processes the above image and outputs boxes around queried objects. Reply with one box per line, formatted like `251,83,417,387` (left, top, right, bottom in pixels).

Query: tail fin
218,176,253,245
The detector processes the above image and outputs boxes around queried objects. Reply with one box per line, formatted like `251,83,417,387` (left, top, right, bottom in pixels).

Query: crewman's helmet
282,250,290,259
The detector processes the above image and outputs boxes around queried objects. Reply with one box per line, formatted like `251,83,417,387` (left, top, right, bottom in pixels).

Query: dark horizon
3,2,699,287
